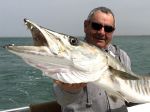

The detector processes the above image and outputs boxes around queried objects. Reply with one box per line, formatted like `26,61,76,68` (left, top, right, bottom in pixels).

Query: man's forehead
91,11,115,25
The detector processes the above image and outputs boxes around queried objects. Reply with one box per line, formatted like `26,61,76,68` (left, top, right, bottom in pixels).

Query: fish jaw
6,44,108,84
24,18,72,55
6,45,75,80
7,45,52,56
24,19,49,46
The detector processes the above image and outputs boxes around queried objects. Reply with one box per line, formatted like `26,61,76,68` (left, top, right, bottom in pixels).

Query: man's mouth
95,36,105,40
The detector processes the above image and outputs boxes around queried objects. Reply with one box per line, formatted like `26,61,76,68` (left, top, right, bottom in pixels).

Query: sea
0,36,150,110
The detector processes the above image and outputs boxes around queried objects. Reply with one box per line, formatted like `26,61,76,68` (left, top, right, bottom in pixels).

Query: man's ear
84,20,89,28
84,20,89,33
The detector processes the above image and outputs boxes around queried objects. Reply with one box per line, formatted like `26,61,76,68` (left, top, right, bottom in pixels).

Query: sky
0,0,150,37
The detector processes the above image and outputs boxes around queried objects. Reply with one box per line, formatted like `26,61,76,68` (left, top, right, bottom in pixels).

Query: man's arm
53,80,86,106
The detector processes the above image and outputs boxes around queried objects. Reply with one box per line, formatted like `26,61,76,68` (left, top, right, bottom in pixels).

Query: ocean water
0,36,150,110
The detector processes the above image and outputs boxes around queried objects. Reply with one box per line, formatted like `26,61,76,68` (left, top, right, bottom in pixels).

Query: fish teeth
31,26,33,30
24,22,27,25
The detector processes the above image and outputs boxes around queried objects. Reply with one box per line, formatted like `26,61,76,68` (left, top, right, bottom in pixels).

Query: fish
5,18,150,103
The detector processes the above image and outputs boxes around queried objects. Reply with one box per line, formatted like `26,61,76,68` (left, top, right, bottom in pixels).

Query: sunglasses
91,22,115,33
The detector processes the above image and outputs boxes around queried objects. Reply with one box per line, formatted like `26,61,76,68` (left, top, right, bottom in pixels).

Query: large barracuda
5,19,150,103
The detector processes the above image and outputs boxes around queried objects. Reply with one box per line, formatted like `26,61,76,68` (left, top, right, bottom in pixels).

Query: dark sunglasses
91,22,115,33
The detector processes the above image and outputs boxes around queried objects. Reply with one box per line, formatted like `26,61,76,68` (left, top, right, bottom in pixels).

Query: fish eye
69,36,79,46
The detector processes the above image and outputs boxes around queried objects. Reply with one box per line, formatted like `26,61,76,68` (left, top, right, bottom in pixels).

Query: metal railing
0,107,30,112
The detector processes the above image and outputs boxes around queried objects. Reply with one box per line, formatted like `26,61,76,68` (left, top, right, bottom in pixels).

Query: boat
0,101,150,112
127,103,150,112
0,101,61,112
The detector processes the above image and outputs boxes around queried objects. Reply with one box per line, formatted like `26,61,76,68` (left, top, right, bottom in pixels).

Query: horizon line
0,35,150,38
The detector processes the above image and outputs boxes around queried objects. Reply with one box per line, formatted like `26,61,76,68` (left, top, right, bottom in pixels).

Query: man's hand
54,80,87,92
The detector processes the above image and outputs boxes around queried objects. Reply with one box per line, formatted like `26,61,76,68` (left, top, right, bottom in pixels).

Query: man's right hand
54,80,87,92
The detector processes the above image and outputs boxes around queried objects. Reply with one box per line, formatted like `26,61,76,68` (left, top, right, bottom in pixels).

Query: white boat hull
127,103,150,112
1,102,150,112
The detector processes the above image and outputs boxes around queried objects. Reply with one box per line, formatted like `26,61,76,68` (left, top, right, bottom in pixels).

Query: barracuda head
23,19,81,56
5,19,107,83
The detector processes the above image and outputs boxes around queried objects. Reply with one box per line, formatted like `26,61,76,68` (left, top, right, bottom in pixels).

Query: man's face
84,11,115,49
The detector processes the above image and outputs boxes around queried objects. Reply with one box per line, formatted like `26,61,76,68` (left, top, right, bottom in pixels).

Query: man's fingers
54,80,87,91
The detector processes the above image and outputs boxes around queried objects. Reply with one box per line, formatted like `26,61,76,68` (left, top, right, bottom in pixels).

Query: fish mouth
3,18,55,55
24,18,48,46
3,19,49,49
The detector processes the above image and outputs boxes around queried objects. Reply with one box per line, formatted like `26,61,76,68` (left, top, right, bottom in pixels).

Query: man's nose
97,27,105,35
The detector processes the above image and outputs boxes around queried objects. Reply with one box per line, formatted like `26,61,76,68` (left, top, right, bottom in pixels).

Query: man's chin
95,41,106,48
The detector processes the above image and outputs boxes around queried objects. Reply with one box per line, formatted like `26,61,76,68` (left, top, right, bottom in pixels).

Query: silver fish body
5,19,150,103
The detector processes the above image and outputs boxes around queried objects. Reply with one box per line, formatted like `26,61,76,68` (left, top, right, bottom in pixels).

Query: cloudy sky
0,0,150,37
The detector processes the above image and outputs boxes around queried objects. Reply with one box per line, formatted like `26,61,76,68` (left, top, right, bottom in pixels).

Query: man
53,6,131,112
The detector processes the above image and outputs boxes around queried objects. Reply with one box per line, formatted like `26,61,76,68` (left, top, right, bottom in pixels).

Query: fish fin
109,66,139,80
109,95,119,102
108,91,129,103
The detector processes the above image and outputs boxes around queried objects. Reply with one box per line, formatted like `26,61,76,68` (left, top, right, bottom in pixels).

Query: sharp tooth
31,26,33,30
